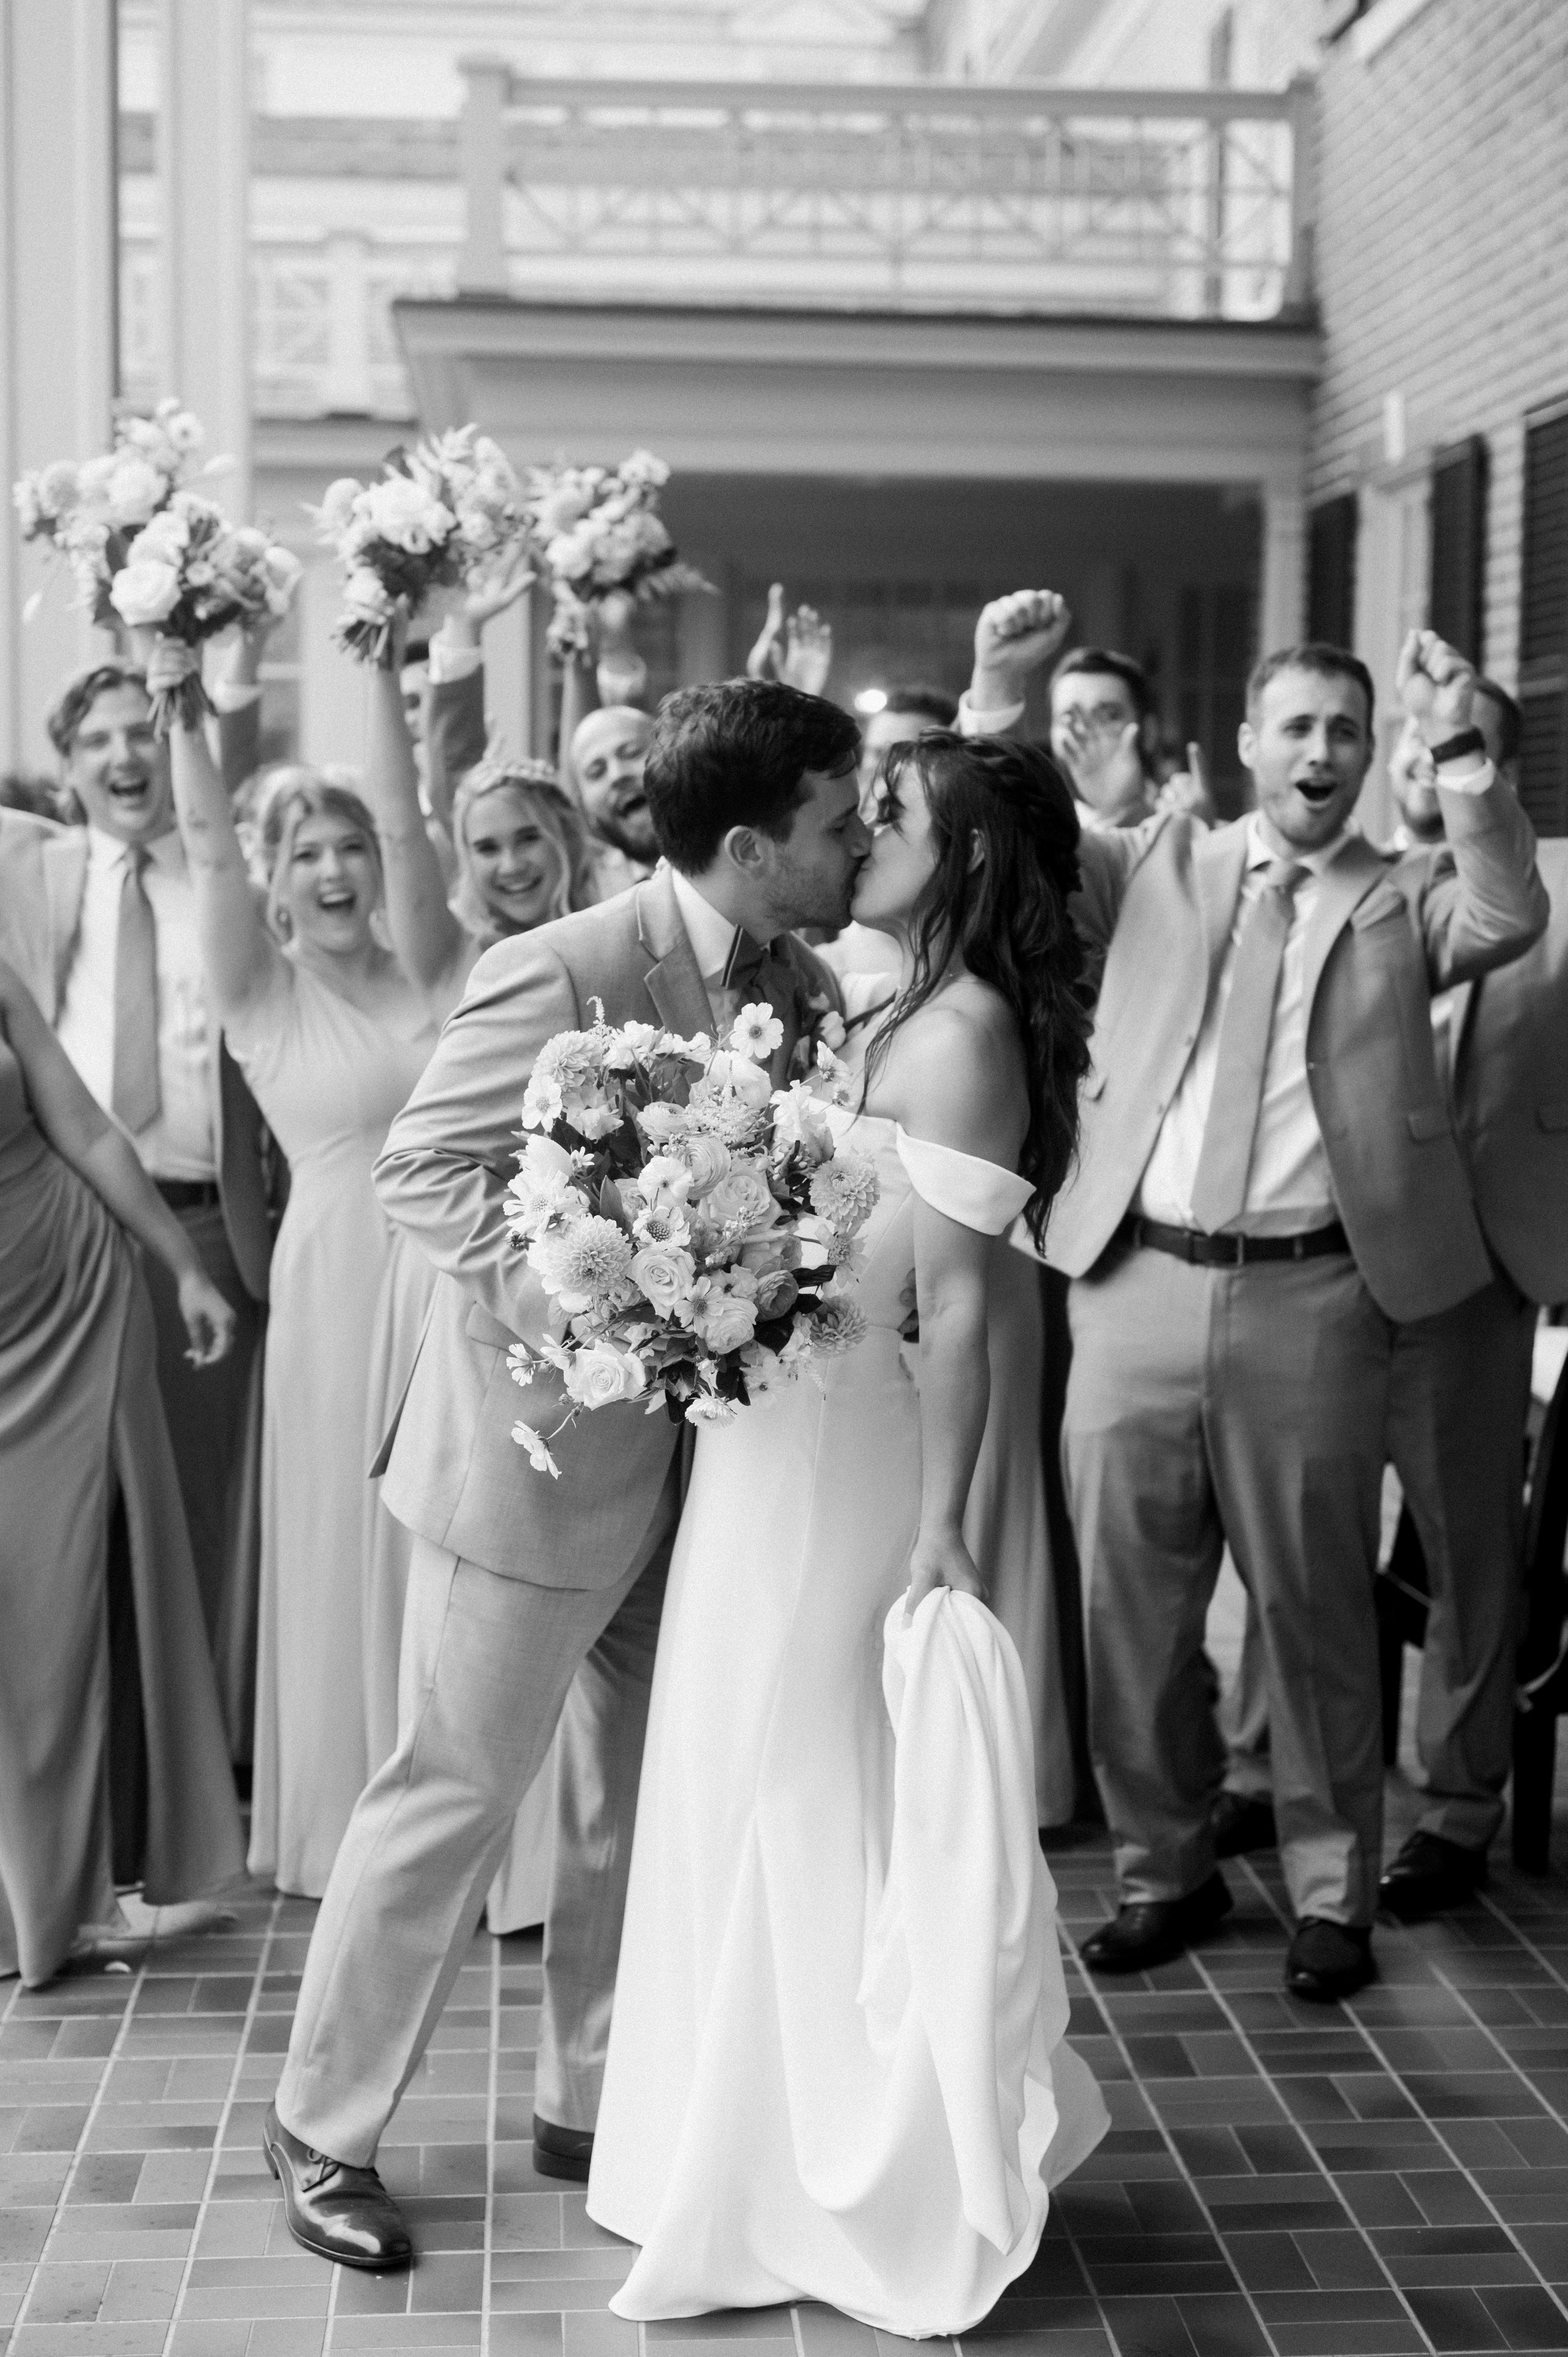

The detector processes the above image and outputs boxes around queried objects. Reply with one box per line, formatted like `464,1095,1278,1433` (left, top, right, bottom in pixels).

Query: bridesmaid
0,955,243,1986
358,651,598,1927
153,638,441,1899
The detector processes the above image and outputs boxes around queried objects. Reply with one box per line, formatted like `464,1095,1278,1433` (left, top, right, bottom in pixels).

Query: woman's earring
273,903,293,940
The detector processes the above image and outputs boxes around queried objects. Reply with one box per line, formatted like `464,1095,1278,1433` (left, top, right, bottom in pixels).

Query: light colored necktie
112,845,162,1136
1189,858,1308,1234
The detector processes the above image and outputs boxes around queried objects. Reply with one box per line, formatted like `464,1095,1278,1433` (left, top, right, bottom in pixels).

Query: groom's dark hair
644,679,861,873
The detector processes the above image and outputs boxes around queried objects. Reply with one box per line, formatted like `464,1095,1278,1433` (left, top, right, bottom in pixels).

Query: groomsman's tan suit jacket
0,807,275,1302
1449,836,1568,1308
374,865,840,1588
1047,780,1548,1324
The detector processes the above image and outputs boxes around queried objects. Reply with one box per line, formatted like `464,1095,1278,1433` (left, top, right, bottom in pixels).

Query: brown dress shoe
1080,1871,1233,1973
262,2102,412,2270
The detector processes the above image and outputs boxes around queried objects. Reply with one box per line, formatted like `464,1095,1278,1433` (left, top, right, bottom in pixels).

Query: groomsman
0,661,275,1758
1220,676,1568,1917
569,705,660,898
967,596,1546,2000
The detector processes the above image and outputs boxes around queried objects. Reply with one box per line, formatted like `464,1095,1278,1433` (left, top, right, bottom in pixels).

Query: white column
485,588,533,764
458,55,511,296
322,232,374,416
159,0,250,516
1259,481,1306,656
0,0,118,769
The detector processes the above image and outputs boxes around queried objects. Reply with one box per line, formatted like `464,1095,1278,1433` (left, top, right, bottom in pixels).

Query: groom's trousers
274,1468,678,2168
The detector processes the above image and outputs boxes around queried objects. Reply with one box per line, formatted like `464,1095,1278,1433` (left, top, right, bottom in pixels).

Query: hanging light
854,688,887,715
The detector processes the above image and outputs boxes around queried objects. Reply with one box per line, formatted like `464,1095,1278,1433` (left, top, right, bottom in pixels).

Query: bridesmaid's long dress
225,964,436,1898
0,1033,243,1984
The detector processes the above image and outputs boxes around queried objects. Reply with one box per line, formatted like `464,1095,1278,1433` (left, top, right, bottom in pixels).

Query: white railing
458,65,1315,321
117,70,1315,421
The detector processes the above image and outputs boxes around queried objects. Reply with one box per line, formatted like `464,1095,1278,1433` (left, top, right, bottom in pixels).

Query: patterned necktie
1188,858,1308,1234
112,844,162,1136
721,927,803,1085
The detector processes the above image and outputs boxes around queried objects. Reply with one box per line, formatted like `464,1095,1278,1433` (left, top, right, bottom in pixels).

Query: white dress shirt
1135,816,1355,1238
669,865,741,1033
56,824,218,1181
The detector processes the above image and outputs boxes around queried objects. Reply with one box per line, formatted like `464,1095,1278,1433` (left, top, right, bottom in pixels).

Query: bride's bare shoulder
876,980,1026,1161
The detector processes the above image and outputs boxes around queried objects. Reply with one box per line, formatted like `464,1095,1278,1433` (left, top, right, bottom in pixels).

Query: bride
587,728,1110,2336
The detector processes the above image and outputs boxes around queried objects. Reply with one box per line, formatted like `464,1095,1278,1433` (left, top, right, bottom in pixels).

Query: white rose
130,509,189,564
704,1051,773,1109
703,1166,777,1232
637,1102,691,1147
691,1280,758,1354
564,1341,647,1410
110,559,182,627
630,1243,696,1317
343,565,392,622
677,1135,730,1195
105,455,166,526
319,477,363,534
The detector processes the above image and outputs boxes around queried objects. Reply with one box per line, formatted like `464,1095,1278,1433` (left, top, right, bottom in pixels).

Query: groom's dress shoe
1285,1919,1375,2004
262,2103,412,2270
533,2115,594,2184
1080,1871,1232,1974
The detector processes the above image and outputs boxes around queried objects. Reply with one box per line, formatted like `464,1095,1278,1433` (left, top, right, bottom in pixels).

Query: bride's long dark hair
862,732,1092,1248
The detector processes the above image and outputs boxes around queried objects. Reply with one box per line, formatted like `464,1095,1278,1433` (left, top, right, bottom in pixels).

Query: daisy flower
729,1001,785,1062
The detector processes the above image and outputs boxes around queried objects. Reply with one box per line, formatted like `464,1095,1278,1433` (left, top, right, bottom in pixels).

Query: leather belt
155,1178,222,1211
1118,1213,1351,1267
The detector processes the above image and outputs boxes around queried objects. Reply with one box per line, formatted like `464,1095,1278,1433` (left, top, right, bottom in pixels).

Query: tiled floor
4,1727,1567,2357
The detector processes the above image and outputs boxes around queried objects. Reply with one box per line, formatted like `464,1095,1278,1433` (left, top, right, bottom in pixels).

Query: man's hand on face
1397,629,1477,747
970,590,1073,713
1060,713,1145,811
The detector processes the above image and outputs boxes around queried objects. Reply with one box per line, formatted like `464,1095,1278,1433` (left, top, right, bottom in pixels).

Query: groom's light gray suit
275,867,835,2167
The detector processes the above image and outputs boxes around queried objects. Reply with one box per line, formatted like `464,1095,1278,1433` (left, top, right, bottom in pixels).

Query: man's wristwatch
1426,726,1486,769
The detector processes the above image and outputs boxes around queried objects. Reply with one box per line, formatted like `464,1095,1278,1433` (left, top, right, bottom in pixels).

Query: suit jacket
0,807,275,1303
1449,836,1568,1307
373,865,842,1587
1049,781,1549,1324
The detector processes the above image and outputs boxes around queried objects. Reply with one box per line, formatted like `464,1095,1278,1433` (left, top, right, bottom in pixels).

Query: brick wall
1308,0,1568,688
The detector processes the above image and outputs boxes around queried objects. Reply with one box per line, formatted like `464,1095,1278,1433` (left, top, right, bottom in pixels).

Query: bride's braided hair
863,732,1092,1248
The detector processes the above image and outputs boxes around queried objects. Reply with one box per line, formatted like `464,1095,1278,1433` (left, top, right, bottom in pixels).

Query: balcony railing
117,69,1315,423
457,64,1315,321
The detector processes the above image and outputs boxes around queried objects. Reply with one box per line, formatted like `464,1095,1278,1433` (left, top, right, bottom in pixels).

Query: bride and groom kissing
260,673,1109,2337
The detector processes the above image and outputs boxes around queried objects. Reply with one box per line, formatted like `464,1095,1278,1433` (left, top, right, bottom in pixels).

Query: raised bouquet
524,448,711,666
312,425,527,666
12,395,229,629
112,497,303,737
504,999,877,1474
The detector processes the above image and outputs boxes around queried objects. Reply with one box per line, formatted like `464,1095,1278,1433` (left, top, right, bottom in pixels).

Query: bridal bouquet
524,448,711,665
504,1001,877,1474
12,395,223,627
312,425,527,666
112,496,304,735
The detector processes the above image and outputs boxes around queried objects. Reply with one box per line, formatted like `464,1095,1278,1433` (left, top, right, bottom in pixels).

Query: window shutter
1429,435,1487,664
1519,400,1568,837
1308,492,1357,646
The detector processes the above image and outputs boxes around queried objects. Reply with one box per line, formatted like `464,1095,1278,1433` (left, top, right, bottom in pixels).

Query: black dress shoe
1080,1871,1233,1974
533,2115,593,2183
1212,1790,1277,1859
1378,1832,1488,1923
262,2103,412,2270
1285,1919,1375,2003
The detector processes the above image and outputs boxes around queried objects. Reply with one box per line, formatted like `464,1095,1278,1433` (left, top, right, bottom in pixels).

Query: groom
263,676,867,2268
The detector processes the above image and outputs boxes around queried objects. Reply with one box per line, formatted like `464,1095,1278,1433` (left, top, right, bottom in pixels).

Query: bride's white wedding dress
587,1073,1108,2336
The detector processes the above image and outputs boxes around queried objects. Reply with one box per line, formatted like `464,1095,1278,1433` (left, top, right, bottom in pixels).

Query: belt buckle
1227,1233,1247,1268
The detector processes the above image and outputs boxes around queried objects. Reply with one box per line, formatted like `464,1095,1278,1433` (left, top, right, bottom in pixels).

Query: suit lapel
42,831,90,1021
1301,838,1390,1026
1194,821,1250,996
636,868,714,1041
